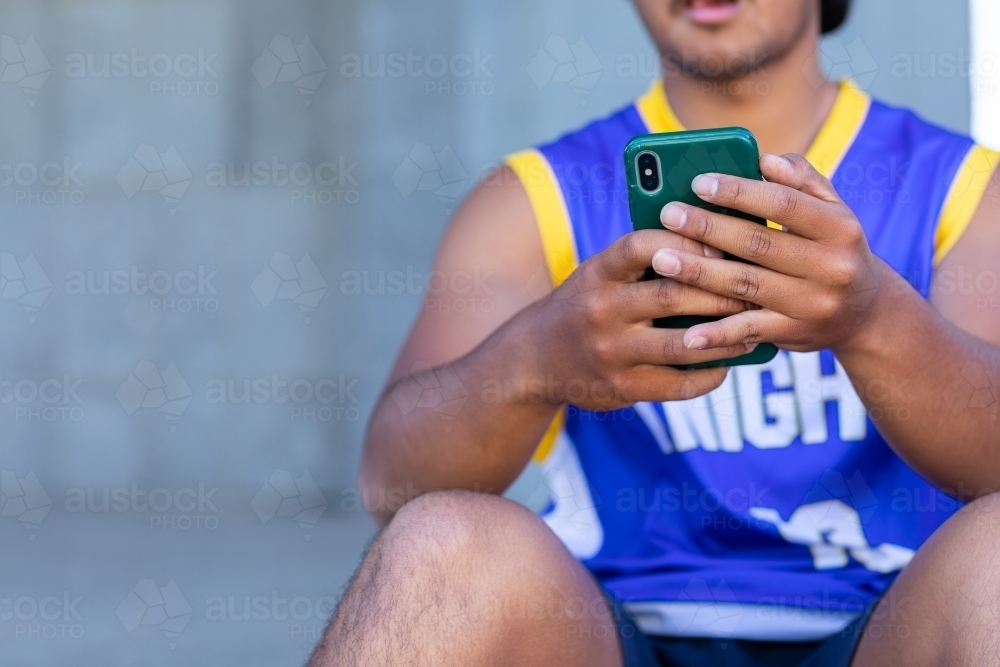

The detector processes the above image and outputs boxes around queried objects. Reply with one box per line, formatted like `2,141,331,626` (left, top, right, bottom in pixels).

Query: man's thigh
852,494,1000,666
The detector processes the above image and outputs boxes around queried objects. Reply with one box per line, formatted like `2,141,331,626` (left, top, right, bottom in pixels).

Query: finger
690,164,838,242
682,309,791,350
616,277,750,323
760,153,840,203
651,248,797,311
627,327,759,366
618,365,729,403
597,229,724,282
660,201,815,276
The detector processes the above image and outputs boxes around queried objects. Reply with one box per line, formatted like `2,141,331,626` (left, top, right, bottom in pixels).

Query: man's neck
661,31,839,157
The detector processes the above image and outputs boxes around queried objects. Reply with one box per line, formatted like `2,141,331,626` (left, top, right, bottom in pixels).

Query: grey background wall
0,0,976,663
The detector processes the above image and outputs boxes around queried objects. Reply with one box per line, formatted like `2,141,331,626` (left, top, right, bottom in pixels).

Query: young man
311,0,1000,664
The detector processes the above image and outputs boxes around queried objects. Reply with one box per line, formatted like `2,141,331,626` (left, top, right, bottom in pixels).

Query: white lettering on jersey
736,354,798,449
709,371,743,452
640,351,868,455
790,352,867,444
750,500,914,573
662,394,720,453
538,431,604,559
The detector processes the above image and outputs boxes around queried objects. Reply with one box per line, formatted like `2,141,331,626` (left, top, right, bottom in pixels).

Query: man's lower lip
683,1,741,25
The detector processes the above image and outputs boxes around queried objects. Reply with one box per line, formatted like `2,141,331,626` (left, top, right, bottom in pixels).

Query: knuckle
729,177,748,204
740,225,774,261
718,294,746,314
675,375,702,401
828,257,857,287
592,337,616,365
692,208,714,238
662,333,685,360
654,278,680,311
732,268,761,300
817,294,840,319
617,232,645,268
582,291,609,326
687,259,705,285
842,221,865,247
740,318,764,343
772,189,799,218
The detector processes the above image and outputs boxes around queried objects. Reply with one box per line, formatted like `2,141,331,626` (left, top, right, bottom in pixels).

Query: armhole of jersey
934,144,1000,266
504,148,580,464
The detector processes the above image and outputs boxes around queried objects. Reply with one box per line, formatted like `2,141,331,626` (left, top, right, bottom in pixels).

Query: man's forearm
360,305,560,524
836,264,1000,498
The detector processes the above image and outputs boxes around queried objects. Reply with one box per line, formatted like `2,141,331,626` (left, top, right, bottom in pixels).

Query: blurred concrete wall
0,0,973,503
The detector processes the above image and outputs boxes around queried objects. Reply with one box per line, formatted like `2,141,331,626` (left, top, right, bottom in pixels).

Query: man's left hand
651,153,894,354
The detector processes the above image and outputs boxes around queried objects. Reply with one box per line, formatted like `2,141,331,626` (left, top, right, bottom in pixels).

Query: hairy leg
854,493,1000,667
308,490,623,667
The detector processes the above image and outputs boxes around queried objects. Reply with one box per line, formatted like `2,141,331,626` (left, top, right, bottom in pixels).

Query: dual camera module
636,151,661,193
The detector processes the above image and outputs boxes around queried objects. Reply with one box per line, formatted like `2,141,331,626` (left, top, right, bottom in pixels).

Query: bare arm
360,167,755,525
834,167,1000,498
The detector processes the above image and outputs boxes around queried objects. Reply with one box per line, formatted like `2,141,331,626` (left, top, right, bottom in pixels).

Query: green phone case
624,127,779,369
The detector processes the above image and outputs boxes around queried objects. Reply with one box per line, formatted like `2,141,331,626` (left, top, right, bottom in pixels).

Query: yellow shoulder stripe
804,80,871,179
635,79,685,134
505,149,580,287
935,144,1000,266
505,149,579,464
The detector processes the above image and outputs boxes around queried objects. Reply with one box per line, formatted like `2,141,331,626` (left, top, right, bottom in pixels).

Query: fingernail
744,343,758,353
660,203,687,229
652,250,680,277
686,335,708,350
692,174,718,198
762,154,792,169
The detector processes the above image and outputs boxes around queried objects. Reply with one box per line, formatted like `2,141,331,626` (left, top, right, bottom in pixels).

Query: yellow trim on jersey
805,80,871,179
505,149,578,464
635,79,684,134
532,409,565,464
634,78,871,180
505,149,580,286
934,144,1000,266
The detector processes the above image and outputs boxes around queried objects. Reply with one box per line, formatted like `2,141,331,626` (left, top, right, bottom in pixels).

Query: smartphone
624,127,778,369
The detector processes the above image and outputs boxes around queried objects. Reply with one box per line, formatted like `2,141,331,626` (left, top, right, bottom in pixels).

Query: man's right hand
362,169,755,521
513,229,757,411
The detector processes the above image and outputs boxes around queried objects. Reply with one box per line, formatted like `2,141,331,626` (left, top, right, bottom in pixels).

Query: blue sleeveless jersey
506,80,1000,641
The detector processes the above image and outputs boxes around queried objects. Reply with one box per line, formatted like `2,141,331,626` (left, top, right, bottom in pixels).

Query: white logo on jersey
636,351,867,454
750,500,914,573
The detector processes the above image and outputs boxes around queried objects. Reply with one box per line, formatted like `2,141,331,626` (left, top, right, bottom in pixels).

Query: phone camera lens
636,151,660,193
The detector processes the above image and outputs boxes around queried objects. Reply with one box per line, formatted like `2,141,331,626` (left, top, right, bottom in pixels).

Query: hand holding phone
624,127,779,369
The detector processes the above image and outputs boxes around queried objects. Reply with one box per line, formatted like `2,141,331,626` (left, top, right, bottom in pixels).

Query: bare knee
375,489,554,586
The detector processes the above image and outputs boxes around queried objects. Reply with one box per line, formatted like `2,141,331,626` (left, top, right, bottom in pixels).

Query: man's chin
661,41,772,80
